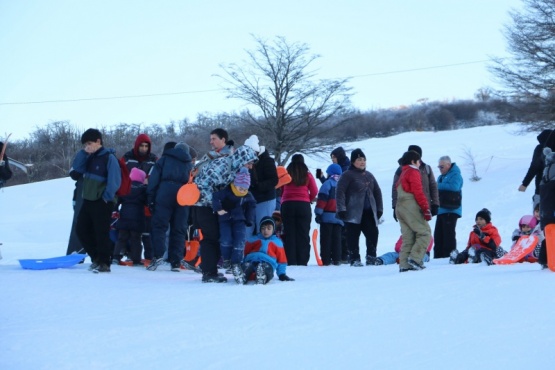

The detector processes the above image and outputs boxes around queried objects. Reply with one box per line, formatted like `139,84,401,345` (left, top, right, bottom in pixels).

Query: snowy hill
1,123,554,370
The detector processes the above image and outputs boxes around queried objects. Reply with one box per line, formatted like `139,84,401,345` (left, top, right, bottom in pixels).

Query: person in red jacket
394,150,432,272
450,208,502,265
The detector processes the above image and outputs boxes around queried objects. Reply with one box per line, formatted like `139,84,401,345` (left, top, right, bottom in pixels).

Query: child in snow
113,168,147,266
367,235,433,266
241,216,294,284
272,210,284,240
450,208,502,266
212,167,256,283
509,214,543,263
314,163,344,266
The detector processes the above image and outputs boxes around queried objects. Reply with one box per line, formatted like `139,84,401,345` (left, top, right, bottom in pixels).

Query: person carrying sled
450,208,502,266
212,167,256,283
146,142,193,272
240,216,294,284
314,163,344,266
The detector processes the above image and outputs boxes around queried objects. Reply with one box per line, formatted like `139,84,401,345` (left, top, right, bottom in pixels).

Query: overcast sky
0,0,522,140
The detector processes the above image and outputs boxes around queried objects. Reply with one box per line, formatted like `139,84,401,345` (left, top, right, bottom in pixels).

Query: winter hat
350,148,366,163
234,167,251,189
326,163,342,176
175,142,190,155
259,216,276,233
519,215,537,229
189,146,198,160
544,147,555,165
163,141,176,154
129,167,147,184
244,135,260,153
408,145,422,157
81,128,102,144
475,208,492,224
331,146,347,161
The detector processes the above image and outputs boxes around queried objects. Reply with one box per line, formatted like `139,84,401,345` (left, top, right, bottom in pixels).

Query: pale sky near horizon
0,0,522,140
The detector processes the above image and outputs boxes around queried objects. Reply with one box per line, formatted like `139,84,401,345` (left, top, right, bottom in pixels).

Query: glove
512,235,520,242
279,274,295,281
431,205,439,216
423,209,432,221
148,203,155,214
111,211,120,220
377,211,383,220
221,198,234,212
337,211,347,220
473,227,485,239
393,208,398,222
315,214,322,224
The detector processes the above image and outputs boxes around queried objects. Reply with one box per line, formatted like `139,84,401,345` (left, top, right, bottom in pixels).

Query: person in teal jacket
433,155,463,259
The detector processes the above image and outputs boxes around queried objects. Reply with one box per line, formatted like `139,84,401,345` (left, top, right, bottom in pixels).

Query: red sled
311,229,323,266
493,235,538,265
546,224,555,272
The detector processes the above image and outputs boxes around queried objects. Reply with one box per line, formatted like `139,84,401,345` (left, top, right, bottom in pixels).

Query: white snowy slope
1,123,554,370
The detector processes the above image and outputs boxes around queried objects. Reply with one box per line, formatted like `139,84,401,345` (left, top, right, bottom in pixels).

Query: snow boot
407,258,425,270
231,263,246,284
202,273,228,283
93,263,111,273
350,260,364,267
255,263,268,284
449,249,459,264
146,257,164,271
467,247,477,263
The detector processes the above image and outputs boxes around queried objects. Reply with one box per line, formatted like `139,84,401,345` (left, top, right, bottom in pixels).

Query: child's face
534,209,540,220
475,217,487,228
261,224,274,238
520,224,532,233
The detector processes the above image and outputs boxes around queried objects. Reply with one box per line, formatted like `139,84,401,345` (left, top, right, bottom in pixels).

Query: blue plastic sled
19,254,87,270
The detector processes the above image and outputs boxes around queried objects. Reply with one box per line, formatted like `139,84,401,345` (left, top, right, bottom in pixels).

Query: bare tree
216,35,353,164
489,0,555,129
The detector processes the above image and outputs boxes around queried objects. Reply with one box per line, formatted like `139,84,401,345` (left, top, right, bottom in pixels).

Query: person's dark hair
287,154,308,186
210,128,228,142
399,150,421,166
81,128,103,145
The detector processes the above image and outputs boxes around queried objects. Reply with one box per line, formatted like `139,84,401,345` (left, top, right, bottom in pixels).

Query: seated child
367,235,433,266
241,216,294,285
212,167,256,281
509,214,543,263
450,208,502,266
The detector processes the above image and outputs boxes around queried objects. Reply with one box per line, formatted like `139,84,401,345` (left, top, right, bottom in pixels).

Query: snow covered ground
1,123,554,370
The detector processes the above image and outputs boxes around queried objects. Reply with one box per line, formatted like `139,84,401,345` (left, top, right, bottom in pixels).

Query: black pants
281,201,312,265
433,213,459,258
192,206,221,276
114,229,142,263
345,210,378,262
320,222,342,265
538,239,547,266
76,199,115,265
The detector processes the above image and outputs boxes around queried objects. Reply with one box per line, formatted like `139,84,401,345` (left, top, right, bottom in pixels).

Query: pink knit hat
129,168,146,184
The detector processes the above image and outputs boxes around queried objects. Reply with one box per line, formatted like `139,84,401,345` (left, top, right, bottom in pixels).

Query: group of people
62,126,555,281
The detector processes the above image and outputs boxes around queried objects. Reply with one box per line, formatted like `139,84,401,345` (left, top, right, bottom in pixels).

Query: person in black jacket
146,142,193,272
246,143,278,237
0,142,13,188
113,168,148,265
519,129,555,206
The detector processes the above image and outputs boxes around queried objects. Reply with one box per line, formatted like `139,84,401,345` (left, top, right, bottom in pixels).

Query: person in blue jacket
433,155,463,259
314,163,344,265
146,142,193,272
72,128,121,273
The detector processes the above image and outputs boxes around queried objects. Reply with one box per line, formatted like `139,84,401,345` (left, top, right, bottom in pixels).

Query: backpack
103,154,131,197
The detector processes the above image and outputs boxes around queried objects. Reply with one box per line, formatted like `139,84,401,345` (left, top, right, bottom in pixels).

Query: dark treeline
1,96,538,187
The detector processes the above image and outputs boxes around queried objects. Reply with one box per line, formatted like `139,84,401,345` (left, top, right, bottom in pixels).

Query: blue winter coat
437,162,463,217
147,147,193,206
117,181,147,232
314,176,343,225
212,186,256,225
71,147,121,203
